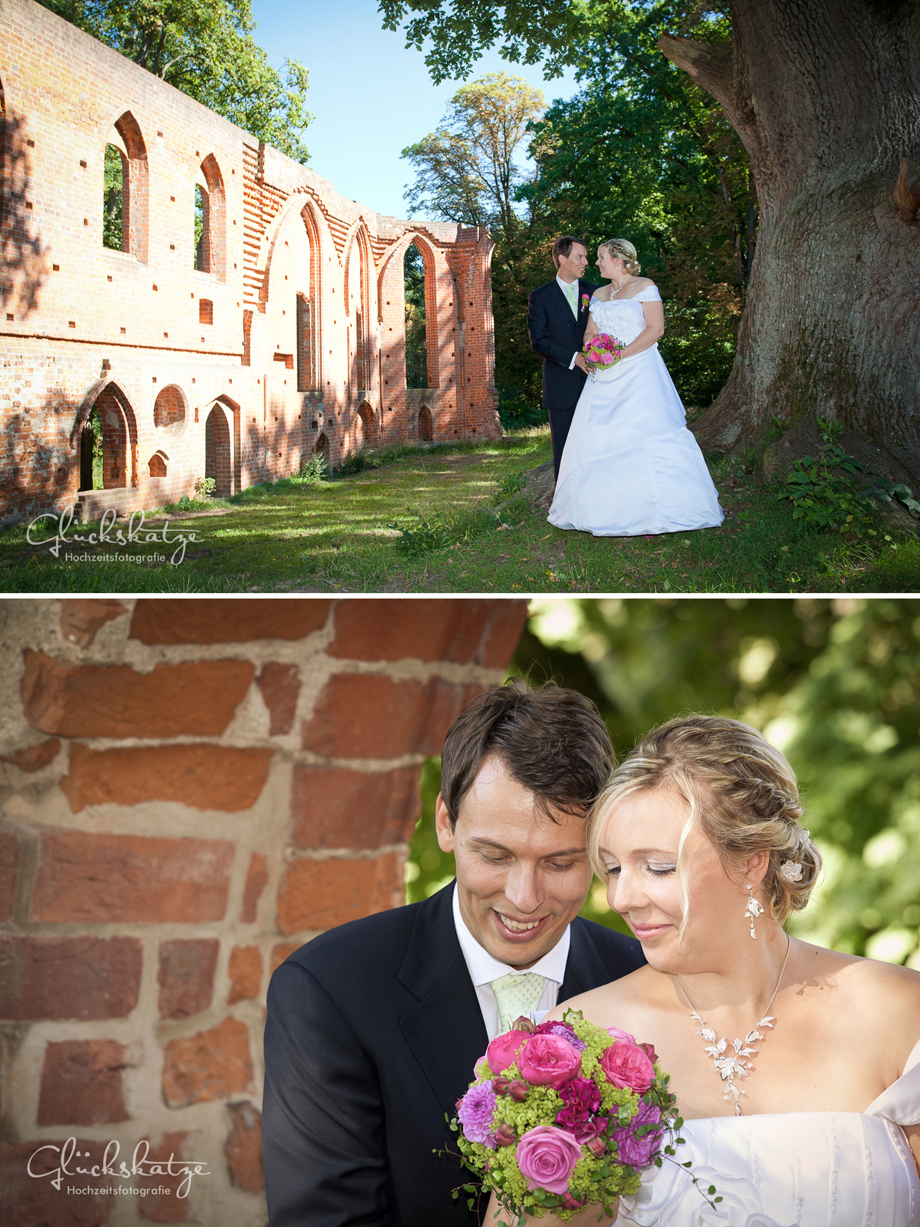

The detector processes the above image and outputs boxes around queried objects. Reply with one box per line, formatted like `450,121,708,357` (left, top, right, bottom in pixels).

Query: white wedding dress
548,288,724,536
613,1036,920,1226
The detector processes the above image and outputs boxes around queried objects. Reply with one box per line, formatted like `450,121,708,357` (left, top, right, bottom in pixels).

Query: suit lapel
558,918,610,1002
398,885,489,1114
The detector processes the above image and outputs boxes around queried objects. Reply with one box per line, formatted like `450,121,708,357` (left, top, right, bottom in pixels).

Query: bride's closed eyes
604,860,677,878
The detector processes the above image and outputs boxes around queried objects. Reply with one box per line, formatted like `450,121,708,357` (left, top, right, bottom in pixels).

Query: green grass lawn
2,431,918,593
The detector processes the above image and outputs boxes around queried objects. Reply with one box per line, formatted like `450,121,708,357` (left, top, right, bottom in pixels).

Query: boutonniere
581,293,591,311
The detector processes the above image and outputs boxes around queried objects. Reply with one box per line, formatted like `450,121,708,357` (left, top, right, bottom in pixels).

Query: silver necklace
673,935,791,1116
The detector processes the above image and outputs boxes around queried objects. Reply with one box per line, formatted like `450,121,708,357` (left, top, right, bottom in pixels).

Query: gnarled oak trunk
660,0,920,479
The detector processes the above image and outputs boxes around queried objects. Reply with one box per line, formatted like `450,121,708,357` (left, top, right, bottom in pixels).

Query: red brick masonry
0,0,501,524
0,596,527,1226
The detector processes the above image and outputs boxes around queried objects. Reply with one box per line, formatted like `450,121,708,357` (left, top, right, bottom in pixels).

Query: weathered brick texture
0,1140,115,1226
61,743,273,811
276,851,406,934
0,832,19,921
0,936,142,1020
158,939,220,1019
225,1103,264,1193
0,0,500,526
129,597,332,644
291,764,422,848
303,673,483,758
31,832,235,922
0,595,527,1227
161,1017,253,1108
22,650,255,737
37,1040,130,1126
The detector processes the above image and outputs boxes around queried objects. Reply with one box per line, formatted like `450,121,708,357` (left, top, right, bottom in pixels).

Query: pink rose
518,1034,582,1089
606,1026,636,1044
486,1029,530,1075
516,1125,584,1195
600,1041,655,1093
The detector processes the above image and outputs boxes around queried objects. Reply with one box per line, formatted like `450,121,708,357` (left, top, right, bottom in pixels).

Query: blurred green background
406,598,920,966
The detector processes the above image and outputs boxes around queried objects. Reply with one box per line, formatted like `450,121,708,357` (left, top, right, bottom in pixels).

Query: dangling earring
744,883,764,940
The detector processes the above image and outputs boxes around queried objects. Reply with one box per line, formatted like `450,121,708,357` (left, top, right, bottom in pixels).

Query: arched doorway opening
417,405,433,442
314,432,330,459
79,407,102,491
404,243,428,389
78,383,137,490
205,404,232,496
355,400,377,451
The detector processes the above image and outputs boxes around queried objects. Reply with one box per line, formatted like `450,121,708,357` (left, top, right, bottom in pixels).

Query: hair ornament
780,860,803,882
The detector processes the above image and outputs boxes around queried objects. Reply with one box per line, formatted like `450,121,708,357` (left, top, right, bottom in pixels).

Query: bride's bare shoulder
801,940,920,1051
593,286,613,301
548,965,660,1029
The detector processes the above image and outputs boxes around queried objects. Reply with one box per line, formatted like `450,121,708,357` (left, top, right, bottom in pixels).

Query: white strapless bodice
589,294,651,348
614,1041,920,1226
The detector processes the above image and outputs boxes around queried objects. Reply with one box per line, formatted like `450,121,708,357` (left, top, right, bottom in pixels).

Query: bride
548,239,723,537
487,715,920,1225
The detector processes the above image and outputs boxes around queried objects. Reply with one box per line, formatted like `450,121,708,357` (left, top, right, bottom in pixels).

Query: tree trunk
659,0,920,481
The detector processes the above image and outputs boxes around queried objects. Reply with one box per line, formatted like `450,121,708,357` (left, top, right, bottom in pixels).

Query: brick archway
205,403,232,496
417,405,433,442
77,381,138,491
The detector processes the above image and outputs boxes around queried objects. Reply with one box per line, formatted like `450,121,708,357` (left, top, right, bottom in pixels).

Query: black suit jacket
527,278,598,411
263,882,644,1227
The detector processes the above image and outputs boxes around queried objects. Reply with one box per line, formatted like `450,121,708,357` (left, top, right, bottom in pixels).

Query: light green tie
564,281,578,318
490,972,545,1033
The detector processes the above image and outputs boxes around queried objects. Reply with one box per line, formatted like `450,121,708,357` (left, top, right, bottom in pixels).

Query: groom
527,235,598,481
263,680,644,1226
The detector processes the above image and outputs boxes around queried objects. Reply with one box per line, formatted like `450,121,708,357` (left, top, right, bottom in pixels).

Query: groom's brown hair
439,679,614,828
552,235,587,266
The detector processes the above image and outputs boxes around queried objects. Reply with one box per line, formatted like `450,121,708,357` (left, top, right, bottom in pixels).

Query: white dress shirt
556,273,583,369
451,882,571,1041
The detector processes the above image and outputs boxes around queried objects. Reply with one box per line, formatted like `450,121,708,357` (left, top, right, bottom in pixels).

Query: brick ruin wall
0,0,502,525
0,596,529,1226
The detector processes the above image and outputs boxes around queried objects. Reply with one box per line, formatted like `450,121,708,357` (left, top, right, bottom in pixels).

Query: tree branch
657,33,734,112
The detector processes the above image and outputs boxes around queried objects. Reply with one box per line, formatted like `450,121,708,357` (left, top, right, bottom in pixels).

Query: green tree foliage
85,407,105,489
402,73,548,427
407,599,920,966
392,2,753,415
523,1,753,408
37,0,312,162
403,72,546,233
103,144,124,250
404,244,429,389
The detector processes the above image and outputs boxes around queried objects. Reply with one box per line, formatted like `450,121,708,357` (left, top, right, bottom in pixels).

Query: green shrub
300,452,330,483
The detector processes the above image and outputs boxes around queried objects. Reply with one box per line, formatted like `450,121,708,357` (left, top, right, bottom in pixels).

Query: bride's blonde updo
599,238,641,276
587,715,821,925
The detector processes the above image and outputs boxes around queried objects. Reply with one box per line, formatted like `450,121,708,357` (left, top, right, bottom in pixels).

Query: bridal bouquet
582,333,623,379
450,1009,677,1224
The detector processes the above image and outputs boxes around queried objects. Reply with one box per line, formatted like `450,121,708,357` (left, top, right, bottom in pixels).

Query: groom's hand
574,353,589,374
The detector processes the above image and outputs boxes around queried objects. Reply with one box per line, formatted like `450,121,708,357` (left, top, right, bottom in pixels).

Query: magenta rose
486,1029,530,1075
600,1040,655,1093
612,1101,663,1167
516,1125,584,1195
518,1034,582,1089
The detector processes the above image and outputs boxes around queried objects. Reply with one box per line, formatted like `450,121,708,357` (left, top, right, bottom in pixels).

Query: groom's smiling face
435,755,594,968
